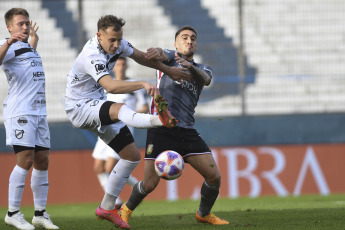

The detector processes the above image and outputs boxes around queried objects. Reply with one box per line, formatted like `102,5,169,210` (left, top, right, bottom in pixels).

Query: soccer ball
154,150,184,180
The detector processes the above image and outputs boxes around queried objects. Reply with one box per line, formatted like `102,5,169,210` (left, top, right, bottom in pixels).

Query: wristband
6,40,11,46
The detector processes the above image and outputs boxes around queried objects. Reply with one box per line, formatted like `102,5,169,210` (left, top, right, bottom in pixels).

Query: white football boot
4,211,35,230
32,211,59,229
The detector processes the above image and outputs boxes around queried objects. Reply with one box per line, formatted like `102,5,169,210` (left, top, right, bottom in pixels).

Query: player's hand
7,32,27,44
29,21,39,40
175,52,193,69
142,81,160,97
145,47,165,61
168,66,193,82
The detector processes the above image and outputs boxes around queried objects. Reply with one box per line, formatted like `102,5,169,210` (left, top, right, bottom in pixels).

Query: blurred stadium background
1,0,345,203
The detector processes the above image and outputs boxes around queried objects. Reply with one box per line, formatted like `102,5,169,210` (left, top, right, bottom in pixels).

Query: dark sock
34,209,45,216
7,210,19,217
126,181,148,211
198,181,220,217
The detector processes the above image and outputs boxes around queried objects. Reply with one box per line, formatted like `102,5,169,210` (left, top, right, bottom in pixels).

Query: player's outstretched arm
29,21,39,50
130,47,193,82
98,74,159,97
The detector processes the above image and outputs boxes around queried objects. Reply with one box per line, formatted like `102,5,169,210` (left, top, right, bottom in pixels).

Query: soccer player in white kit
92,57,148,208
65,15,191,229
0,8,59,230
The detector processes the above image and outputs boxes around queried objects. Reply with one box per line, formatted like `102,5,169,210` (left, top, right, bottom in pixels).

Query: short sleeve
84,52,110,82
119,38,134,57
163,49,176,62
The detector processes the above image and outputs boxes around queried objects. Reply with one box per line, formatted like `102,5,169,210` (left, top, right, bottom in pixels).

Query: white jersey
0,40,47,119
65,35,134,110
107,78,147,111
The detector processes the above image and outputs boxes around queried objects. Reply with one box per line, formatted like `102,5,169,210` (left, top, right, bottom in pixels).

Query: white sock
8,165,28,212
115,197,122,205
127,175,139,187
118,104,160,128
101,159,139,210
97,172,109,192
150,116,163,127
31,168,49,211
105,159,139,197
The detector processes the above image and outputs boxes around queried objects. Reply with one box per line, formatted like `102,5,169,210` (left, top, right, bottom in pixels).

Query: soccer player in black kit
119,26,229,225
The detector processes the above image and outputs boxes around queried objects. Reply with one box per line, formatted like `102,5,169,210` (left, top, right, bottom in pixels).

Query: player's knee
33,156,49,170
206,171,221,185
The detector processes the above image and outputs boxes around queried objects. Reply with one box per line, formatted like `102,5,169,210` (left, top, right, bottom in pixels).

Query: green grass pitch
1,194,345,229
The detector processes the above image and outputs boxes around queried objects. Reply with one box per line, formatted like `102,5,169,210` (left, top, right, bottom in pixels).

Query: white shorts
92,137,120,160
4,115,50,148
66,99,126,144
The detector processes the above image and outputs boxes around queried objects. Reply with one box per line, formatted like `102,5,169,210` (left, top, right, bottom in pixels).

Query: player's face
7,15,30,42
97,27,123,55
174,30,197,59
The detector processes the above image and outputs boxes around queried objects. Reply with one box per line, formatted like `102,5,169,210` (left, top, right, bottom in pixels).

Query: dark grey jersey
153,49,213,129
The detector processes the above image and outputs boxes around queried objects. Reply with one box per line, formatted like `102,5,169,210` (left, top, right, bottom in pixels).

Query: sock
115,197,122,205
197,181,220,217
31,168,49,211
126,181,148,211
118,104,155,128
101,159,139,210
127,175,139,187
101,193,116,210
150,116,163,127
8,165,28,212
97,172,109,192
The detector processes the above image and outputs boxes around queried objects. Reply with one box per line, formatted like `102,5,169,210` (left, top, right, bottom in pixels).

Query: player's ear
96,31,101,40
174,42,177,49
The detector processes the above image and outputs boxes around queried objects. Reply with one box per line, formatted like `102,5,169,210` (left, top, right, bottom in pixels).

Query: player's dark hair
4,8,29,25
175,26,197,41
98,15,125,32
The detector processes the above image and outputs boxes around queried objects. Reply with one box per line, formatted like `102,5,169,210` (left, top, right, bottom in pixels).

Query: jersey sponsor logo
94,63,106,75
15,129,24,139
17,117,28,126
33,71,45,78
31,60,42,67
146,144,154,155
90,100,99,107
180,80,198,95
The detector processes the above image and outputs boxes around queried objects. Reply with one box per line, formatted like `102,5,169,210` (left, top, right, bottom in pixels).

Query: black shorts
145,126,211,160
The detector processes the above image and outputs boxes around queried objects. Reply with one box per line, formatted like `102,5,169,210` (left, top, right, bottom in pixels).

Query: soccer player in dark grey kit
119,26,229,225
